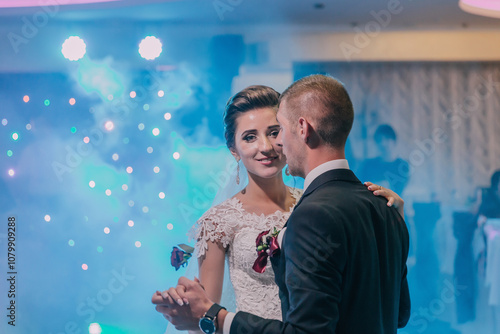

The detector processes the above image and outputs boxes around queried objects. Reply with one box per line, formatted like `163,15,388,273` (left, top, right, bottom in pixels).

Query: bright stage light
138,36,162,60
89,323,102,334
62,36,86,61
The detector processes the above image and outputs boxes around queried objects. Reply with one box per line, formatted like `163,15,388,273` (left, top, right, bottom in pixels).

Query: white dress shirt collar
303,159,350,192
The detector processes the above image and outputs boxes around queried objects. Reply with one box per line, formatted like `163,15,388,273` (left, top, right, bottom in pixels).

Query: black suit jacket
230,169,410,334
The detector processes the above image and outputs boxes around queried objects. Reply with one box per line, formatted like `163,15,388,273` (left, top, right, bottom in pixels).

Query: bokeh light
69,98,76,105
7,150,13,157
135,241,142,248
61,36,86,61
105,189,111,196
104,121,114,131
26,124,32,130
154,166,160,173
70,127,77,134
8,169,15,177
122,184,128,191
112,153,119,161
128,200,134,207
147,146,153,153
97,246,103,253
158,90,164,97
83,136,90,144
107,94,114,101
152,128,160,136
164,112,172,120
143,104,150,111
126,166,133,174
128,220,134,227
82,264,88,271
12,133,19,141
44,99,50,106
173,152,180,159
138,36,162,60
89,180,95,188
23,95,29,103
159,192,165,199
89,322,102,334
68,240,75,247
44,215,51,222
142,206,149,213
138,123,145,131
104,227,110,234
167,223,174,230
2,119,7,126
130,91,136,98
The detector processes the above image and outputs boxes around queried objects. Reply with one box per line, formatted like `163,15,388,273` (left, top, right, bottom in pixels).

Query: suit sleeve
398,264,411,327
230,203,345,334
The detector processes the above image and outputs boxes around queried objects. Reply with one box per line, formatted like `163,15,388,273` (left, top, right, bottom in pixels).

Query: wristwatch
199,303,226,334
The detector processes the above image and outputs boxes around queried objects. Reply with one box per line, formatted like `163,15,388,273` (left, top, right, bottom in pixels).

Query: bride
154,85,404,331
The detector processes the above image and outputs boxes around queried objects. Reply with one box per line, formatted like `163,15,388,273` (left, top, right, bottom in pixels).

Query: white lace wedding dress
191,187,302,320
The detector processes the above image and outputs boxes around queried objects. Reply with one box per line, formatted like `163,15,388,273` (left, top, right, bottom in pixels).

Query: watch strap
205,303,226,320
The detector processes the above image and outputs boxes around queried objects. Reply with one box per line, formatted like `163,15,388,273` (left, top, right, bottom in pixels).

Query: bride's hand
364,182,405,217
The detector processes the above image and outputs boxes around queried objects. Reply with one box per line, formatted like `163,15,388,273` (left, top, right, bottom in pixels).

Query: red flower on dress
252,227,281,273
170,244,194,271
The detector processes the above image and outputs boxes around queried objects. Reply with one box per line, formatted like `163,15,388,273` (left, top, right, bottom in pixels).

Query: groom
153,74,411,333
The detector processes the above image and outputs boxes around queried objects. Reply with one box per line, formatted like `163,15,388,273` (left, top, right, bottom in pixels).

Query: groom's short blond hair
279,74,354,149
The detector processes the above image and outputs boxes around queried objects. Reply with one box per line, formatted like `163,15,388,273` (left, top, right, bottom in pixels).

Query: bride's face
230,107,287,179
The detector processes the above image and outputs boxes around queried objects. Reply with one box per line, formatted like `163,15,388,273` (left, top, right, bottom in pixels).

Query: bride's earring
285,166,290,176
236,159,240,185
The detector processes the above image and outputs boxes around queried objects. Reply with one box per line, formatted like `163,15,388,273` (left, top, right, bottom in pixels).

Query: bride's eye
243,134,257,142
269,130,280,138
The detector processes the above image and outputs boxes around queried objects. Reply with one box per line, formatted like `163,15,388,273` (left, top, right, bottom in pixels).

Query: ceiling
0,0,499,30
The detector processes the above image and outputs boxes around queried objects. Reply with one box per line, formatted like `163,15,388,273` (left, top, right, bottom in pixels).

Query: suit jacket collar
293,168,360,210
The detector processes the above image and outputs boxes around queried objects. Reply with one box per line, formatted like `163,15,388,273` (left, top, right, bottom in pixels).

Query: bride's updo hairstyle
223,85,280,149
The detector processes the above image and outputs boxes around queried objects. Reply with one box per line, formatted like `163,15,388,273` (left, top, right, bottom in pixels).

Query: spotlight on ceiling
138,36,163,60
61,36,86,61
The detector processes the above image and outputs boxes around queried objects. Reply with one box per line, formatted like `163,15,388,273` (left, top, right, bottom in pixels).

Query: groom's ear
298,117,312,143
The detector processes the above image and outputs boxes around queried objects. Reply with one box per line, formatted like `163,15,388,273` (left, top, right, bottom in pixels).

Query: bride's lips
257,156,278,165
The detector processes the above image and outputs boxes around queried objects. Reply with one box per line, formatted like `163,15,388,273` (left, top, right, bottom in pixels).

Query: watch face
199,317,216,334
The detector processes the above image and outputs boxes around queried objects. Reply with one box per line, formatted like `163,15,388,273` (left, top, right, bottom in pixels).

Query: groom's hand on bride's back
152,277,216,330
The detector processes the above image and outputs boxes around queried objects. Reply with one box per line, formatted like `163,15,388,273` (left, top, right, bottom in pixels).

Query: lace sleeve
188,203,235,258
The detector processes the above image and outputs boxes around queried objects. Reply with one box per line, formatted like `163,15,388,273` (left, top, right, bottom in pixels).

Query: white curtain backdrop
295,62,500,204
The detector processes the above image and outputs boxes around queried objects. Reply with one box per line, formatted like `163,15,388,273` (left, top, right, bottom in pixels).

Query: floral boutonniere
252,227,281,273
170,244,194,271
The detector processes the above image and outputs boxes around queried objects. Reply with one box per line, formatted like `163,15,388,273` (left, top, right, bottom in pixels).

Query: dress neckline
226,187,301,218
